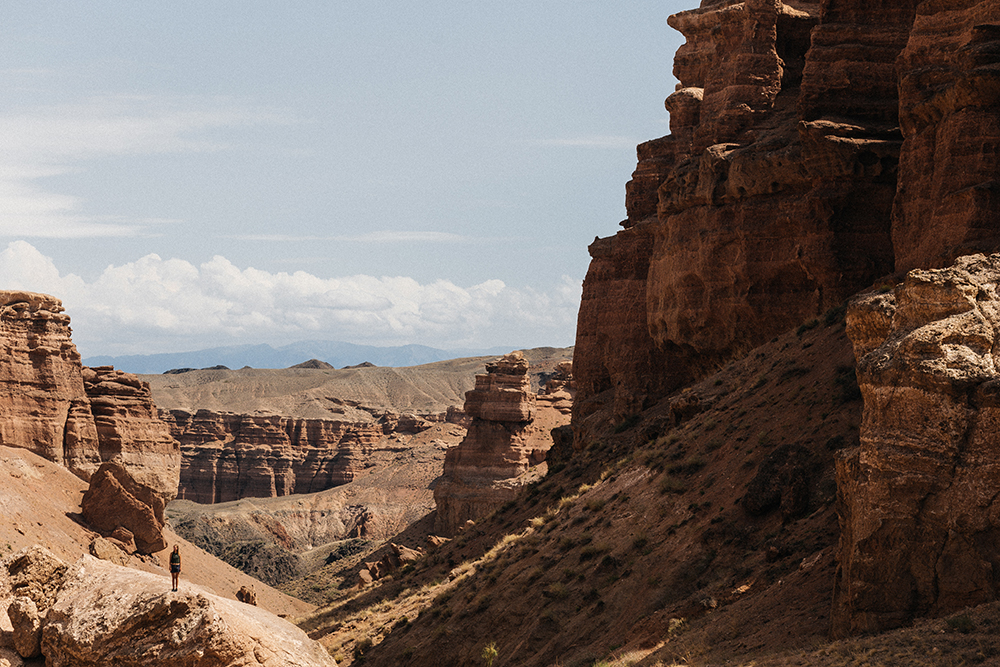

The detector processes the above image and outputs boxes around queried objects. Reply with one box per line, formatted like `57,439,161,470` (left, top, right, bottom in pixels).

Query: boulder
6,546,67,611
6,598,40,659
40,555,336,667
236,586,257,606
81,460,167,554
88,538,130,567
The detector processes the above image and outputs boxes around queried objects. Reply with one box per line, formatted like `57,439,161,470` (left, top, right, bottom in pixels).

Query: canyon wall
166,408,457,504
572,0,1000,637
0,291,179,504
835,254,1000,636
576,0,1000,421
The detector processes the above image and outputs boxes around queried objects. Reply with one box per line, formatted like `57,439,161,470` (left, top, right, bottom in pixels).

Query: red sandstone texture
433,352,572,535
835,254,1000,637
166,408,457,504
573,0,1000,639
0,291,179,505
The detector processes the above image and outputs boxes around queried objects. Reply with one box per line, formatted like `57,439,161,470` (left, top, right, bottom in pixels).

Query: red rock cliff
167,408,457,504
578,0,1000,422
0,291,179,505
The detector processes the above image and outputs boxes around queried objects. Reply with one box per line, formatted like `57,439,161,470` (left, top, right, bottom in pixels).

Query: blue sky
0,1,686,357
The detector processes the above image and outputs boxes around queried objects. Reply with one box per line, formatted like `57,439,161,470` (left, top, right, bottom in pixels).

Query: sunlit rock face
0,291,179,507
434,352,568,535
0,291,99,472
834,254,1000,636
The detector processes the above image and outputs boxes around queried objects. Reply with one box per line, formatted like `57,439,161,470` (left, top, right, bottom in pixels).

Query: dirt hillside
0,444,313,620
142,347,573,419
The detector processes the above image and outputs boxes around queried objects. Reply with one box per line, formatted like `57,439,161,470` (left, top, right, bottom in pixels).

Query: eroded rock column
433,352,544,535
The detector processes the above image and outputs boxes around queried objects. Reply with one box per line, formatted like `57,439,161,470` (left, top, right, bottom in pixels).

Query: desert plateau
4,0,1000,666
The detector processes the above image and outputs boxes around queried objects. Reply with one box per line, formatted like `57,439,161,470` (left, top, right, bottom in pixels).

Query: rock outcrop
81,461,169,554
833,254,1000,636
82,367,179,509
434,352,569,535
0,291,179,509
2,551,337,667
0,291,99,475
575,0,1000,425
167,409,454,504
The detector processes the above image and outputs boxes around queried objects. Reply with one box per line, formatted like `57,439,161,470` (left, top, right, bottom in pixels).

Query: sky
0,1,687,358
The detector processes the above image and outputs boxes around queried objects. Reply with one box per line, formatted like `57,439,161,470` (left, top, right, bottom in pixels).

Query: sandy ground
0,445,313,619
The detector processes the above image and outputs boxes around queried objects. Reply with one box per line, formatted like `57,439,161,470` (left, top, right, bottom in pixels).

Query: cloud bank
0,241,580,357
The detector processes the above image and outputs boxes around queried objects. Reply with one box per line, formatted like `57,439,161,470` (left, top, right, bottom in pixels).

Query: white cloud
0,95,288,238
0,241,580,356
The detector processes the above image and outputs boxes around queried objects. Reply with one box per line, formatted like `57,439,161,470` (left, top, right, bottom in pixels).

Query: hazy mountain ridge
85,339,517,374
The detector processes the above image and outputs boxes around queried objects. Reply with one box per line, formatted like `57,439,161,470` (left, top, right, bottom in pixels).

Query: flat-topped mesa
834,254,1000,636
433,352,551,536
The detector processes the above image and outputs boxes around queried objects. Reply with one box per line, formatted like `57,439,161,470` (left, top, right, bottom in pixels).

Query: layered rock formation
167,409,454,504
82,367,179,509
576,0,906,420
2,549,336,666
434,352,570,535
0,291,179,506
893,3,1000,272
0,291,99,475
576,0,1000,422
834,254,1000,636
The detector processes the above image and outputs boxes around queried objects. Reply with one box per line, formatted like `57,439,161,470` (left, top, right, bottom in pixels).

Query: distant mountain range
84,340,516,374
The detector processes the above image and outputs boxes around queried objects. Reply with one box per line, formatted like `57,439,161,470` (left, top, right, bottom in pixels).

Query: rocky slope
296,316,862,666
0,444,312,619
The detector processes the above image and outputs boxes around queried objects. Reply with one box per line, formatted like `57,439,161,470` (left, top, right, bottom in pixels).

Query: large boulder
40,555,336,667
6,546,67,611
81,461,167,554
6,597,41,659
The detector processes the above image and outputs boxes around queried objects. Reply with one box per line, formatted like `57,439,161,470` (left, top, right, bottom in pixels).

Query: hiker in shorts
170,545,181,591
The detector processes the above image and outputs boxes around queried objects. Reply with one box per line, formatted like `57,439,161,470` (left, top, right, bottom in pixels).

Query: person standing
169,545,181,591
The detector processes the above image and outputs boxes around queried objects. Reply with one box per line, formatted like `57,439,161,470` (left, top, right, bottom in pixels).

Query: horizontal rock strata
167,408,456,504
834,254,1000,636
0,290,179,508
434,352,572,535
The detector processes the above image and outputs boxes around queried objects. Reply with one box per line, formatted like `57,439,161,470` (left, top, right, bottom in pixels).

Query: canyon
4,0,1000,664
